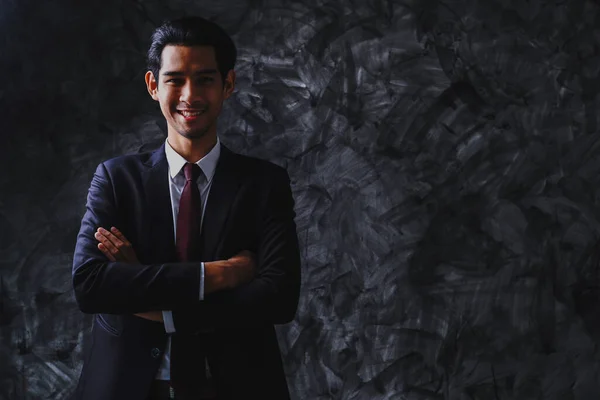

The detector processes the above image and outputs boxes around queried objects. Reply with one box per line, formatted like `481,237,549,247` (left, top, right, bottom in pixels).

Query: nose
179,80,202,104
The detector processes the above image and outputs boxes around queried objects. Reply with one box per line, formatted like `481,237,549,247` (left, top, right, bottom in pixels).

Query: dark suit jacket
71,143,301,400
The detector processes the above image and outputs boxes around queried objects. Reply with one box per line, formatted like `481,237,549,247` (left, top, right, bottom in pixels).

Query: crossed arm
93,227,255,322
96,227,162,321
72,162,301,331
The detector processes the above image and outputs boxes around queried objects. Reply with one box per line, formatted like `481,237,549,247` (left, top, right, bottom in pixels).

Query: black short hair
147,16,237,84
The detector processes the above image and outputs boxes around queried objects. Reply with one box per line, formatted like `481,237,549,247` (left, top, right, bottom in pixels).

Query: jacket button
150,348,161,359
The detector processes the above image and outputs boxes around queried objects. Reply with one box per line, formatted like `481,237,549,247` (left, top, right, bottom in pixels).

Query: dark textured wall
1,0,600,399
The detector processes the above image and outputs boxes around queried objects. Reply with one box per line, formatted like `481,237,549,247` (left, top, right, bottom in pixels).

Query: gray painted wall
1,0,599,398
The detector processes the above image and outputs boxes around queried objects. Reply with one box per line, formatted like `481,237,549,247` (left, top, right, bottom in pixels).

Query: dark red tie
175,163,202,261
170,163,207,395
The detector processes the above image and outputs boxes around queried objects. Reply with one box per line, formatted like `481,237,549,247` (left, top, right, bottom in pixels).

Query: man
71,16,301,400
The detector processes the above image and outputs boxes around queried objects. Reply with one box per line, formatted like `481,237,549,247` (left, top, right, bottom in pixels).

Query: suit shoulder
100,149,156,172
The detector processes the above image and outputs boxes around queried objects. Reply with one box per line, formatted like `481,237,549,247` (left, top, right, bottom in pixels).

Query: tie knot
183,163,202,182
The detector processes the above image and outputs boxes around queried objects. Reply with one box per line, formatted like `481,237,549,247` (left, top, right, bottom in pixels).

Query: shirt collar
164,137,221,181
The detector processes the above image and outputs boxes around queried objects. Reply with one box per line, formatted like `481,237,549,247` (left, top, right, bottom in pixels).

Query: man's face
145,45,235,140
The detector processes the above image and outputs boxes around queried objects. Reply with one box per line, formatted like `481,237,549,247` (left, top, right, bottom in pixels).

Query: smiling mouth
177,110,206,118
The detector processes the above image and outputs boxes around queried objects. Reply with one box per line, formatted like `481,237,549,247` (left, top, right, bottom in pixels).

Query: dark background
1,0,600,399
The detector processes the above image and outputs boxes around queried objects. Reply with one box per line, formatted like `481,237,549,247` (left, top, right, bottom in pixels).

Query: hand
134,311,163,322
204,250,256,293
226,250,257,287
94,227,139,263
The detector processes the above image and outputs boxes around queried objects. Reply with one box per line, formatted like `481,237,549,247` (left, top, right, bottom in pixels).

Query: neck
167,132,217,163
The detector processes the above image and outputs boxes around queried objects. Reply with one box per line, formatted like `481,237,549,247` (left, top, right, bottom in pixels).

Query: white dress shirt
155,137,221,380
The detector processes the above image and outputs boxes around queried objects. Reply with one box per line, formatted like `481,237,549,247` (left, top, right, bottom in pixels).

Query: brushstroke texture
1,0,599,399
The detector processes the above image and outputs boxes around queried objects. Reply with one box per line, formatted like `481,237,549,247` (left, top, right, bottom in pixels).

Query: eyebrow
161,69,218,76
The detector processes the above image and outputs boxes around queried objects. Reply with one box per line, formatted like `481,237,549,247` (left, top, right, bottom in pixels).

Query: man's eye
166,79,182,84
198,77,214,83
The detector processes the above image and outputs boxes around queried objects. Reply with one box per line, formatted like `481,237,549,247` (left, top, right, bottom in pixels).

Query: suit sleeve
171,167,301,330
72,162,201,314
161,261,205,333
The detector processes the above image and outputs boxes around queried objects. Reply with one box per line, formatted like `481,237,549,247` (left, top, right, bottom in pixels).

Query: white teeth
180,110,204,117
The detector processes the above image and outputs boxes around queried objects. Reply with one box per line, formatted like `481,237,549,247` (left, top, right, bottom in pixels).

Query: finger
98,244,117,262
110,227,131,246
99,240,127,262
97,227,125,248
95,230,121,255
98,227,124,247
98,243,117,262
105,229,135,261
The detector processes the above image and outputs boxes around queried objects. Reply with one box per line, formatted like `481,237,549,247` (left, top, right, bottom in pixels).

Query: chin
179,129,209,140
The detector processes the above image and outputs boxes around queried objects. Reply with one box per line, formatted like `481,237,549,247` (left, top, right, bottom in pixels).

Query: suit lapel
201,145,243,260
142,144,176,262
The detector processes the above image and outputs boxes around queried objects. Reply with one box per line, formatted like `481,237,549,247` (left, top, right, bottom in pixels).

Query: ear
222,70,236,100
145,71,159,101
